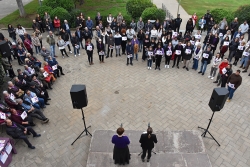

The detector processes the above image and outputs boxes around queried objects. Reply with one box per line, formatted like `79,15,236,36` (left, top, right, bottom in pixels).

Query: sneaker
211,77,214,80
213,81,218,83
33,134,41,138
78,54,80,56
70,51,72,54
167,65,169,68
62,56,65,58
198,71,202,74
208,76,211,78
28,146,35,149
150,67,152,70
153,62,155,64
148,67,149,69
227,99,230,102
74,55,76,57
165,65,167,68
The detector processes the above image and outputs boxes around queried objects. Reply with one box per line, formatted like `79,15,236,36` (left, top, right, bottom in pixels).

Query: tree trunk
16,0,26,17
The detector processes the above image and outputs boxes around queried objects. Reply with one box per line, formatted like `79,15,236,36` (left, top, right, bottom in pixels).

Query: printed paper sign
156,51,163,55
30,68,35,74
31,96,39,103
58,46,65,50
109,46,114,49
219,33,223,37
148,51,153,56
0,112,6,120
181,44,186,47
172,32,178,37
166,51,172,55
99,51,104,55
238,46,244,50
190,40,195,45
75,45,79,49
203,53,209,58
222,67,227,74
87,45,92,51
21,111,27,120
127,54,133,58
52,65,57,70
223,41,229,46
243,52,249,56
0,151,8,164
5,142,12,154
176,50,181,55
228,82,235,88
122,37,127,41
10,93,15,101
43,71,49,77
185,49,191,54
195,35,201,39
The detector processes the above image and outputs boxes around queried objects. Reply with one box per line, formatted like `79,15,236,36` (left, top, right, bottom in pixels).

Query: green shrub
50,7,71,24
43,0,74,12
234,5,250,24
126,0,154,19
210,8,234,24
141,7,166,23
43,0,57,9
123,14,133,25
37,6,53,18
69,9,84,27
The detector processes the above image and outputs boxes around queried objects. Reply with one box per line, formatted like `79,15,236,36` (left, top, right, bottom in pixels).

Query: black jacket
230,21,239,32
75,30,83,41
6,122,25,139
139,133,157,149
201,50,213,64
71,36,79,46
97,42,105,52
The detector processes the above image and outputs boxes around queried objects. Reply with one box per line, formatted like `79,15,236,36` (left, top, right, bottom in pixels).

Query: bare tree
16,0,26,17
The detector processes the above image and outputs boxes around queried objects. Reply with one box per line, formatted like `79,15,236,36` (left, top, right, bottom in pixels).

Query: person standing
204,10,212,31
107,13,114,25
97,39,105,63
207,17,215,34
209,33,219,54
228,37,239,62
106,33,114,58
75,27,84,49
174,14,182,33
114,31,122,57
192,44,202,70
57,36,69,58
16,24,26,42
126,26,135,41
137,17,144,33
60,29,72,53
218,18,228,37
230,18,239,37
63,20,71,39
208,53,222,80
126,40,134,66
221,64,232,87
139,127,157,162
173,41,183,68
137,29,145,52
147,46,154,69
117,13,123,25
239,21,249,35
131,35,139,60
226,70,242,102
164,42,173,68
71,33,80,57
192,13,198,26
53,16,61,35
46,31,56,58
154,44,164,70
112,127,130,165
142,34,151,61
183,41,193,71
86,17,94,37
198,46,213,75
198,17,206,34
121,30,127,55
213,58,229,86
85,39,94,65
95,12,102,26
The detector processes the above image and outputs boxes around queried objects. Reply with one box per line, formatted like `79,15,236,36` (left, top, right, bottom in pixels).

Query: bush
69,9,84,27
50,7,71,24
210,8,234,24
141,7,166,23
123,14,133,25
126,0,154,19
43,0,74,12
37,6,53,18
234,5,250,24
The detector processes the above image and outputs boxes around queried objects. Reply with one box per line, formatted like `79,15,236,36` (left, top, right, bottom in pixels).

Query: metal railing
162,3,174,20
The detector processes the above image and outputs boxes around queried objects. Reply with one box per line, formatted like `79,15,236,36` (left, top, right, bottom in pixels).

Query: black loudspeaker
0,41,11,58
208,88,229,111
70,85,88,109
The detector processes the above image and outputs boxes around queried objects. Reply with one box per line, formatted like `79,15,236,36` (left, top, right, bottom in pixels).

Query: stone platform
87,130,212,167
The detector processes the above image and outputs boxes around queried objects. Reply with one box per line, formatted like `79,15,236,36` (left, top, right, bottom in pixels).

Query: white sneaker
148,67,149,69
63,56,65,58
74,55,76,57
167,65,170,68
70,51,72,54
150,67,152,70
208,76,211,78
78,54,80,56
182,61,183,63
165,65,167,68
211,77,214,80
153,62,155,64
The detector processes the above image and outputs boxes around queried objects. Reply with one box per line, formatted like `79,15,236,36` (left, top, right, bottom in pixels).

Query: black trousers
173,55,182,67
18,126,37,147
175,25,180,33
60,49,68,57
141,147,152,159
155,56,162,68
28,109,47,121
99,55,104,62
127,57,133,64
107,48,113,57
87,52,93,63
165,55,171,65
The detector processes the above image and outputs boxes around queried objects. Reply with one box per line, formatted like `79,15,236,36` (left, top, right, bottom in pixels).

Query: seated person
31,74,51,90
40,47,50,61
3,91,18,109
23,65,35,77
14,76,29,91
17,45,27,64
29,81,50,105
48,56,65,77
43,61,57,79
5,119,41,149
7,81,24,98
24,58,34,67
17,69,31,84
37,68,53,89
16,99,49,123
9,108,35,126
26,53,41,68
23,89,45,109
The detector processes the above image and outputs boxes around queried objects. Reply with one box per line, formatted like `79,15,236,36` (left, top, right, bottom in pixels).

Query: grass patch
0,0,39,28
181,0,249,19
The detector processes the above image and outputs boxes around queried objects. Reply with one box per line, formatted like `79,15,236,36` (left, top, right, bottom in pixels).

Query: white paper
185,49,191,54
109,46,114,49
228,82,235,88
0,112,6,120
87,45,92,51
190,40,195,45
243,51,249,56
176,50,181,55
172,32,177,37
43,71,48,77
5,142,12,154
238,46,244,50
194,55,200,59
52,65,57,70
203,53,209,58
222,67,227,74
219,33,223,37
58,46,65,50
65,41,70,45
127,54,132,58
223,41,229,46
195,35,201,39
31,96,39,103
99,51,104,55
22,79,26,84
122,37,127,41
10,93,15,101
181,44,186,47
148,51,153,56
166,51,172,55
0,151,8,164
30,68,35,74
156,51,163,55
115,45,120,49
21,111,27,120
75,45,79,49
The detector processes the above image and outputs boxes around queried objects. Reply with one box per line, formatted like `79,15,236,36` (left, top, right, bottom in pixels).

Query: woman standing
147,46,154,69
207,17,215,34
137,29,145,52
209,33,219,54
57,36,69,58
16,24,26,42
164,42,173,68
192,44,202,70
97,39,105,63
157,25,163,40
8,24,16,42
24,35,33,55
219,36,230,58
35,14,45,33
121,30,127,55
184,18,194,36
85,39,94,65
154,44,164,70
34,28,43,48
142,34,150,61
31,33,41,55
233,41,245,66
198,17,206,34
208,53,222,80
183,41,194,71
112,127,130,165
192,13,198,26
228,37,239,62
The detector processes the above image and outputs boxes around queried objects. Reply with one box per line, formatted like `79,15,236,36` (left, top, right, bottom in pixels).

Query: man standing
230,18,239,37
63,20,71,39
75,27,84,49
126,40,134,66
144,20,153,34
198,46,213,75
106,33,114,58
137,17,144,33
6,119,41,149
86,17,93,37
218,17,228,36
46,31,56,58
239,21,249,35
71,33,80,57
204,10,212,31
95,12,102,26
174,14,182,33
226,70,242,102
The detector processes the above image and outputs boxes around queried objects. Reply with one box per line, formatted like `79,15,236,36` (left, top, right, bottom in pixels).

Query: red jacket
219,62,228,74
24,39,32,50
54,19,60,28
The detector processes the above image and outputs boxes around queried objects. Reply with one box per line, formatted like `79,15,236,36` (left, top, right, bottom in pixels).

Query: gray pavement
0,29,249,167
0,0,33,19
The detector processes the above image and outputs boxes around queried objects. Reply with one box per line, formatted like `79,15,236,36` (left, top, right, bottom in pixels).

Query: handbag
44,76,51,82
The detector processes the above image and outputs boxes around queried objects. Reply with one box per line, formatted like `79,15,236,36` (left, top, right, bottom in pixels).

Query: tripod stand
198,111,220,146
71,108,92,145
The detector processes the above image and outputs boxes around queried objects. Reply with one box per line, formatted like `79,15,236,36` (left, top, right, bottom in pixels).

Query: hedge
210,8,234,24
141,7,166,23
234,5,250,24
126,0,154,19
43,0,74,12
37,6,53,18
50,7,71,24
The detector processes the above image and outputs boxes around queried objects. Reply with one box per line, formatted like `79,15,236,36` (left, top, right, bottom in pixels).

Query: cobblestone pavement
0,30,249,167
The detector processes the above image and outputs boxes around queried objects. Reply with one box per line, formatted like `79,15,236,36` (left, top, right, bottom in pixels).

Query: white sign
223,41,229,46
21,111,27,120
172,32,178,37
122,37,127,41
75,45,79,49
166,51,172,55
52,65,57,70
0,151,8,164
58,46,65,50
222,67,227,74
109,46,114,49
176,50,181,55
243,51,249,56
185,49,191,54
127,54,133,58
148,51,153,56
30,68,35,74
203,53,209,58
10,93,15,101
87,45,92,51
181,44,186,48
156,50,163,55
228,82,235,88
195,35,201,39
115,45,120,49
65,41,70,46
5,143,12,154
238,46,244,50
190,40,195,45
31,96,39,103
43,71,49,77
219,33,223,37
0,112,6,120
99,51,104,55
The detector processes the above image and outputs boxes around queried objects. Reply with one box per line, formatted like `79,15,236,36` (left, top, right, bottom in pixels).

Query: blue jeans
19,35,25,42
228,86,236,100
192,59,199,70
147,59,152,67
35,46,41,54
134,53,138,60
34,62,41,68
50,45,55,58
240,56,248,67
66,29,71,39
74,47,79,55
138,40,143,51
200,61,208,73
202,44,207,50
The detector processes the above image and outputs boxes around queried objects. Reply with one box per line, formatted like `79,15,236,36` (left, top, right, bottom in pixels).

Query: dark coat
139,133,157,149
6,122,25,139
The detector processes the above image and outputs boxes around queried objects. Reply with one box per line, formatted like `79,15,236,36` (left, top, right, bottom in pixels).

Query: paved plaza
0,29,249,167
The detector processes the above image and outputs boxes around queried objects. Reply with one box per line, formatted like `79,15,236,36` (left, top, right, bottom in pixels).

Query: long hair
147,127,153,139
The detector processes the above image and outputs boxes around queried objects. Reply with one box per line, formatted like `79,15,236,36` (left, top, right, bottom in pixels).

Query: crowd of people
0,9,248,149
